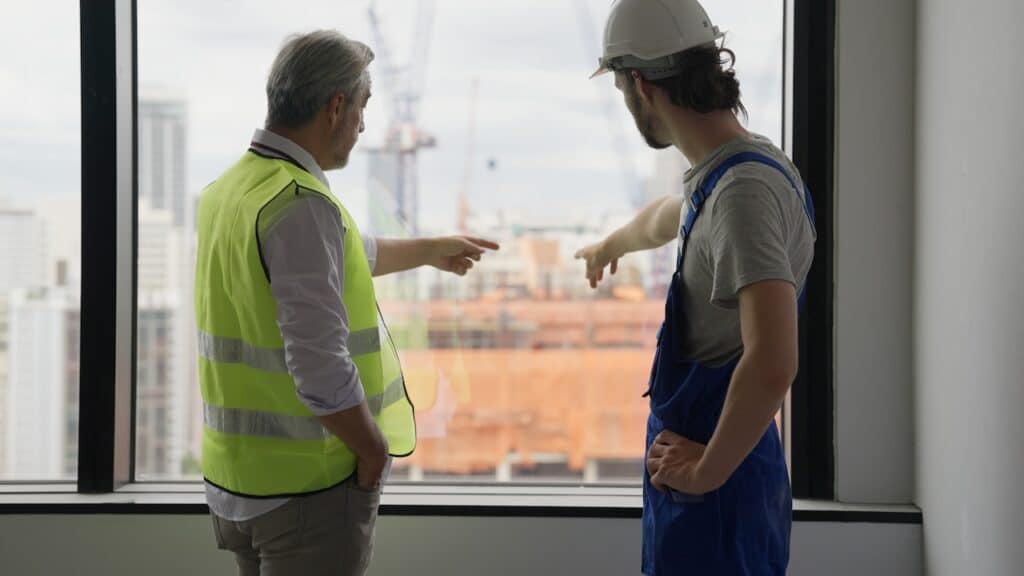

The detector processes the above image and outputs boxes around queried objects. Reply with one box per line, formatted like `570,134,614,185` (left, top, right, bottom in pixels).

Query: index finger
457,240,486,255
463,237,501,251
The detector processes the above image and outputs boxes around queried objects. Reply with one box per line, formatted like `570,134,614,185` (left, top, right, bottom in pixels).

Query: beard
624,83,671,150
637,116,671,150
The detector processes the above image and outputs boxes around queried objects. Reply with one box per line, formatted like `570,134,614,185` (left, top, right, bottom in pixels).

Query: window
0,1,81,482
135,0,785,484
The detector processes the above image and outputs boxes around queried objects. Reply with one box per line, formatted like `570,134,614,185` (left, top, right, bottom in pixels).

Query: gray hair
265,30,374,129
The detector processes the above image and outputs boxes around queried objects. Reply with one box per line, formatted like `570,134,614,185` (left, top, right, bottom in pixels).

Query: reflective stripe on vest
197,327,383,374
203,375,408,440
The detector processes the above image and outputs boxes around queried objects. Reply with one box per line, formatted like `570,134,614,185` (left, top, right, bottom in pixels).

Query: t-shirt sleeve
707,179,795,309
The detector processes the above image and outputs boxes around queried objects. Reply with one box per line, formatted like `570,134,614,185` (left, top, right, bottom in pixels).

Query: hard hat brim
589,66,611,80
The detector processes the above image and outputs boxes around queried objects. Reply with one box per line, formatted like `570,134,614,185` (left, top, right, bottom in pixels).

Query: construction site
362,0,676,483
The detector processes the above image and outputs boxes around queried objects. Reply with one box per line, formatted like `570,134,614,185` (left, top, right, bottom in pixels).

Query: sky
0,0,782,263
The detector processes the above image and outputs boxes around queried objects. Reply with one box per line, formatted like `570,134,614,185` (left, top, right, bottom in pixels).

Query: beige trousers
211,476,380,576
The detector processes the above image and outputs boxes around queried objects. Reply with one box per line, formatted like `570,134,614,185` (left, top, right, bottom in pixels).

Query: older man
195,30,497,575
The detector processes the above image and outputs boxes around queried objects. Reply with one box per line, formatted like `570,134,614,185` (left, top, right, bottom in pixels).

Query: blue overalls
642,151,816,575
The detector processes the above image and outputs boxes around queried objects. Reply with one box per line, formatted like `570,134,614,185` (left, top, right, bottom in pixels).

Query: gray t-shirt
676,134,816,366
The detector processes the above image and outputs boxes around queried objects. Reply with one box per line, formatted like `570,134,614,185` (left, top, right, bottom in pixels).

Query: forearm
373,237,437,276
261,196,388,461
697,350,793,488
604,195,681,258
318,401,388,462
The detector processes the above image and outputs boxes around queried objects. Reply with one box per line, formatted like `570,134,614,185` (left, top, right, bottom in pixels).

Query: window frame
788,0,836,500
68,0,836,503
77,0,136,493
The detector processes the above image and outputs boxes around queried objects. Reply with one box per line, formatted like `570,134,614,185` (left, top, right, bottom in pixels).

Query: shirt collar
250,128,331,190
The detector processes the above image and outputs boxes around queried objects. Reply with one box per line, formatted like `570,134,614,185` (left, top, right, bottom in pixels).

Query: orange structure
382,299,665,478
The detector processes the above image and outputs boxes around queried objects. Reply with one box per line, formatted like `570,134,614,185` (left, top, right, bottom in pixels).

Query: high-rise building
136,89,194,479
138,198,182,297
135,306,175,477
138,89,188,227
137,197,184,478
61,306,80,477
0,208,48,291
0,207,52,476
2,287,78,479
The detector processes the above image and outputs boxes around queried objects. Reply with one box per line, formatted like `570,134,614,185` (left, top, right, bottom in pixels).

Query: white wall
834,0,917,503
914,0,1024,575
0,514,921,576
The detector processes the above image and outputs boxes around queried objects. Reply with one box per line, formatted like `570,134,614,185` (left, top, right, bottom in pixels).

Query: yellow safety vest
195,151,415,496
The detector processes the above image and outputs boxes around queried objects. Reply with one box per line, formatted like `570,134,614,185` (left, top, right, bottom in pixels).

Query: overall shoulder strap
676,150,817,306
682,151,815,243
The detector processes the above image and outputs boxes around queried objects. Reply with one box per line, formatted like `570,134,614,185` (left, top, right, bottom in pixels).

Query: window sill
0,484,921,523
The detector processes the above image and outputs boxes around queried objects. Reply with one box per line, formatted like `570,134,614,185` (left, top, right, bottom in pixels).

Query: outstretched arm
575,194,683,288
373,236,500,277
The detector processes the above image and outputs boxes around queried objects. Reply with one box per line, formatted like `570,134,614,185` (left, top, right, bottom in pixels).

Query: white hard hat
590,0,725,80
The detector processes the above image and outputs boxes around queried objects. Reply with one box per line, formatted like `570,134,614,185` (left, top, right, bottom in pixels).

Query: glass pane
0,2,81,481
137,0,784,483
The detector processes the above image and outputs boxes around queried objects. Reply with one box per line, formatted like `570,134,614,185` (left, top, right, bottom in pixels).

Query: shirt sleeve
361,234,378,274
707,178,796,309
260,195,366,416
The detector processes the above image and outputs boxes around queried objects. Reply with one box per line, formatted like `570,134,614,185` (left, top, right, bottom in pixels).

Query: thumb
650,469,669,493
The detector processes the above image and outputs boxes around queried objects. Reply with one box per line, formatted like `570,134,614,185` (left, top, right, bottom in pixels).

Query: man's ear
328,92,347,127
632,70,656,105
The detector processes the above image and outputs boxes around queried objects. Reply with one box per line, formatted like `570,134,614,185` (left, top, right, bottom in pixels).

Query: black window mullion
78,0,135,494
78,0,118,494
790,0,837,500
